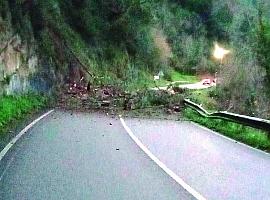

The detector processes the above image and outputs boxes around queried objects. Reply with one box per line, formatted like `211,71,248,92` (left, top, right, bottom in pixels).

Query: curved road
124,118,270,200
151,80,214,91
1,111,270,200
0,111,193,200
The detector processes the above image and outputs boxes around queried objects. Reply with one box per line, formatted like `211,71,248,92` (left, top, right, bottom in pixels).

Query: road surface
1,111,270,200
0,111,193,200
151,81,214,92
124,118,270,200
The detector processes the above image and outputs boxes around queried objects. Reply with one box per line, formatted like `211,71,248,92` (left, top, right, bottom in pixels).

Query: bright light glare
213,43,230,60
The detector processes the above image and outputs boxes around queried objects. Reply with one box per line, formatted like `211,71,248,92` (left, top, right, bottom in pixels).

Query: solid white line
0,110,54,162
120,117,207,200
190,121,270,156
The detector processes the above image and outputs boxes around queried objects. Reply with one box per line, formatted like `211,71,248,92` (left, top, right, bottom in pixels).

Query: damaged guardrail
184,99,270,132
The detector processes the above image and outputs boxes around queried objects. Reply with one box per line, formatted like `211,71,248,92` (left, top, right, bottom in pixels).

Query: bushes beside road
0,94,49,135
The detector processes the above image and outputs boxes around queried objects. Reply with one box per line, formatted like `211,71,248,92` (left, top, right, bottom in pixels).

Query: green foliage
187,88,217,111
209,2,233,40
122,68,199,91
39,30,56,58
0,0,9,19
0,94,49,134
257,3,270,87
174,0,212,16
3,0,213,86
154,2,212,73
131,90,184,110
4,0,221,81
172,72,194,82
184,108,270,152
3,0,270,118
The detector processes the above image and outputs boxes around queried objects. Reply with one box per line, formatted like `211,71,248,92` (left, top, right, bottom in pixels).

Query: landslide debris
57,80,186,118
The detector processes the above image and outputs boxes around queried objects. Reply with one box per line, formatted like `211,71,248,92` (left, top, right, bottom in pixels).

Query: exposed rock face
0,17,55,95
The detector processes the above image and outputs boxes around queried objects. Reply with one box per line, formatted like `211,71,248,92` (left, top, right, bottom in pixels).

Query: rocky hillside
0,19,56,95
0,0,270,117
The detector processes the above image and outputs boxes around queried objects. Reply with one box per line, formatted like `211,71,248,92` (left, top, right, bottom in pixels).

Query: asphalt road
1,111,270,200
151,81,214,91
124,118,270,200
0,111,194,200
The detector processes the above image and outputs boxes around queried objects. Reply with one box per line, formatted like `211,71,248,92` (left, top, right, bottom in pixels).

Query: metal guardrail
184,99,270,132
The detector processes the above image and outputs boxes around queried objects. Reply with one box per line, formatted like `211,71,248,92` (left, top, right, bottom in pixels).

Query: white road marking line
0,110,54,162
120,117,207,200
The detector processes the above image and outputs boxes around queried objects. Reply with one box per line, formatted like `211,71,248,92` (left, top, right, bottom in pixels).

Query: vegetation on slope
0,0,213,86
1,0,270,117
0,94,49,135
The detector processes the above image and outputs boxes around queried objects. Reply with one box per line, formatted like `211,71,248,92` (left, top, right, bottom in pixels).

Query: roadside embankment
0,94,51,149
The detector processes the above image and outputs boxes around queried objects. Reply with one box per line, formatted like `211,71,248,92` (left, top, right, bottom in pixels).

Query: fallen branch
63,40,95,78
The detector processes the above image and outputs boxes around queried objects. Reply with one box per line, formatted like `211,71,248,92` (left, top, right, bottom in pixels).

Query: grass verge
170,70,199,83
186,88,217,111
125,70,199,91
0,94,50,136
183,108,270,152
